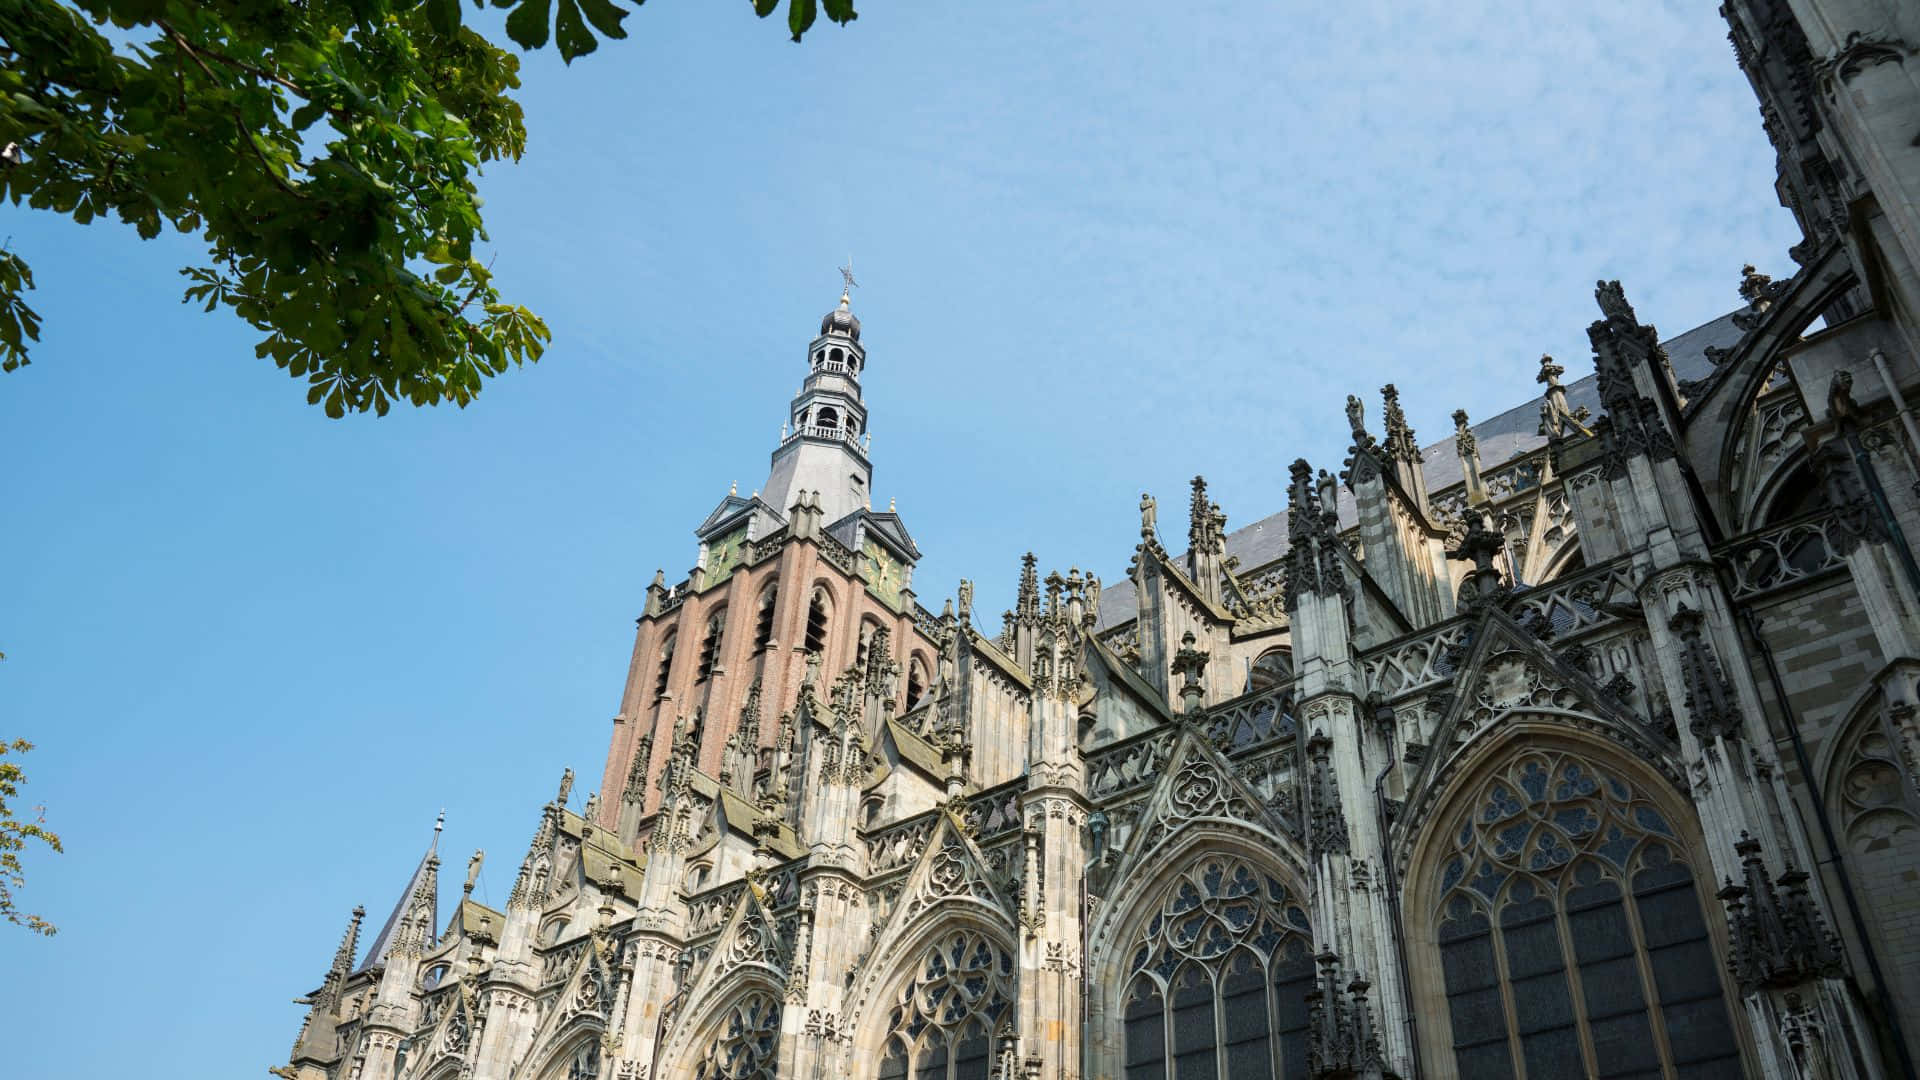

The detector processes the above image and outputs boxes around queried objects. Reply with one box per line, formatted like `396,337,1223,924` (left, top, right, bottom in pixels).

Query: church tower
597,271,937,857
763,270,874,525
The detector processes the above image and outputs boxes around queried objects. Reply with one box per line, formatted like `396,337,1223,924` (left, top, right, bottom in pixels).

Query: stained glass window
693,991,780,1080
878,931,1014,1080
1121,856,1314,1079
1431,750,1741,1078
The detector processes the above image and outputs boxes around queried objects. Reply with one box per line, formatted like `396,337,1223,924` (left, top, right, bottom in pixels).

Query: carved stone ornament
1718,832,1845,991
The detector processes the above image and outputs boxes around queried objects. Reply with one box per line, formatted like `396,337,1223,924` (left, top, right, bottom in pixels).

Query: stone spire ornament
1454,408,1488,505
1380,384,1422,463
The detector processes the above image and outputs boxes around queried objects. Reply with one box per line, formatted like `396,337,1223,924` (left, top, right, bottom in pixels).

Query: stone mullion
1479,895,1528,1080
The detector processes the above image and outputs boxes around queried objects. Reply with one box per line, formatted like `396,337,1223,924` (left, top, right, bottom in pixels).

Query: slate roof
1093,310,1745,631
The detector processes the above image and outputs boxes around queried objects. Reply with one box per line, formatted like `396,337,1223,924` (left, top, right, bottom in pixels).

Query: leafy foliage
1,726,63,936
0,0,853,416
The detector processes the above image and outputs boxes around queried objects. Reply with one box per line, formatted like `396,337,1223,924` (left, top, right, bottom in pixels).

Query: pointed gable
1106,724,1304,885
1397,607,1683,859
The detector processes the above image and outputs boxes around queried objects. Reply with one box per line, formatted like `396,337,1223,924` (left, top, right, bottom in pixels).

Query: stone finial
1381,384,1422,462
1170,631,1210,715
1015,552,1040,622
1719,832,1845,991
1668,603,1744,743
1447,510,1508,608
1452,409,1475,456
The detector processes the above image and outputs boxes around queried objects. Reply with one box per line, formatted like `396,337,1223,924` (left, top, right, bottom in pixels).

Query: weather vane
839,257,858,298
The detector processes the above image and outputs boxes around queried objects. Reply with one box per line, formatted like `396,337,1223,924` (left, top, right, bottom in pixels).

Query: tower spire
761,269,875,525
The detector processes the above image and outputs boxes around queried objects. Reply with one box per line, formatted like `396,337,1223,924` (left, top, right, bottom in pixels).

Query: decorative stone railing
815,531,858,574
1202,681,1298,751
912,602,945,640
864,810,940,876
958,779,1025,840
1085,727,1176,803
1506,560,1634,639
1722,510,1851,600
685,881,747,938
1361,621,1472,699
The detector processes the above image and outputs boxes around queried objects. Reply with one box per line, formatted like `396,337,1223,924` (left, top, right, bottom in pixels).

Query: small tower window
654,632,676,699
817,406,839,431
830,347,845,367
754,584,779,651
805,589,830,654
697,610,727,681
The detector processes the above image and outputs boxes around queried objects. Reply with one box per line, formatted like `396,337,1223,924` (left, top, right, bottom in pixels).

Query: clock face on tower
703,527,748,590
864,538,905,610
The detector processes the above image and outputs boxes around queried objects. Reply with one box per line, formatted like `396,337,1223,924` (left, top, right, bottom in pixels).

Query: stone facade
280,3,1920,1077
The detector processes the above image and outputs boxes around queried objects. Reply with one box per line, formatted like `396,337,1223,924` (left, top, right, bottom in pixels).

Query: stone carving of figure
1140,492,1157,537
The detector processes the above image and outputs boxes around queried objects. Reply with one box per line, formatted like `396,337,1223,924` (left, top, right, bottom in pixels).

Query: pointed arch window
1247,649,1292,693
654,631,677,700
877,930,1014,1080
1121,856,1314,1080
539,1038,599,1080
1429,750,1742,1078
698,609,727,681
693,990,781,1080
906,657,930,709
804,588,830,654
754,583,779,652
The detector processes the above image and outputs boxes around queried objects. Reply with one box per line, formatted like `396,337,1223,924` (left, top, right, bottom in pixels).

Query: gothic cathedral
279,3,1920,1078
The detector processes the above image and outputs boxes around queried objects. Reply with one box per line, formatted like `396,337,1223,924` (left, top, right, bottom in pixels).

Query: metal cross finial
839,258,857,298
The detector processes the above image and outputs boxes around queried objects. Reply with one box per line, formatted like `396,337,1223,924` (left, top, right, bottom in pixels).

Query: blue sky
0,1,1799,1075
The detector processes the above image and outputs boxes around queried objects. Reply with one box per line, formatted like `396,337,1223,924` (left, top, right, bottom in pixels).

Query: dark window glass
697,612,726,680
1501,885,1582,1078
1439,900,1515,1079
953,1018,990,1080
1220,950,1272,1080
1170,964,1218,1080
753,587,778,650
805,595,829,653
1633,860,1740,1073
654,635,675,698
1271,938,1314,1079
914,1029,948,1080
1125,975,1168,1080
1566,873,1658,1079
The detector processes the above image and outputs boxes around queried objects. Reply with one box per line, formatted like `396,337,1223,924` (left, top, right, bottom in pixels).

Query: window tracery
1831,703,1920,847
543,1038,599,1080
1121,855,1314,1080
693,991,781,1080
1429,749,1741,1078
876,930,1015,1080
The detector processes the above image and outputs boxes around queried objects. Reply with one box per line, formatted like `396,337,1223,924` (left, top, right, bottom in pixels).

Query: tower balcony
780,422,872,460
